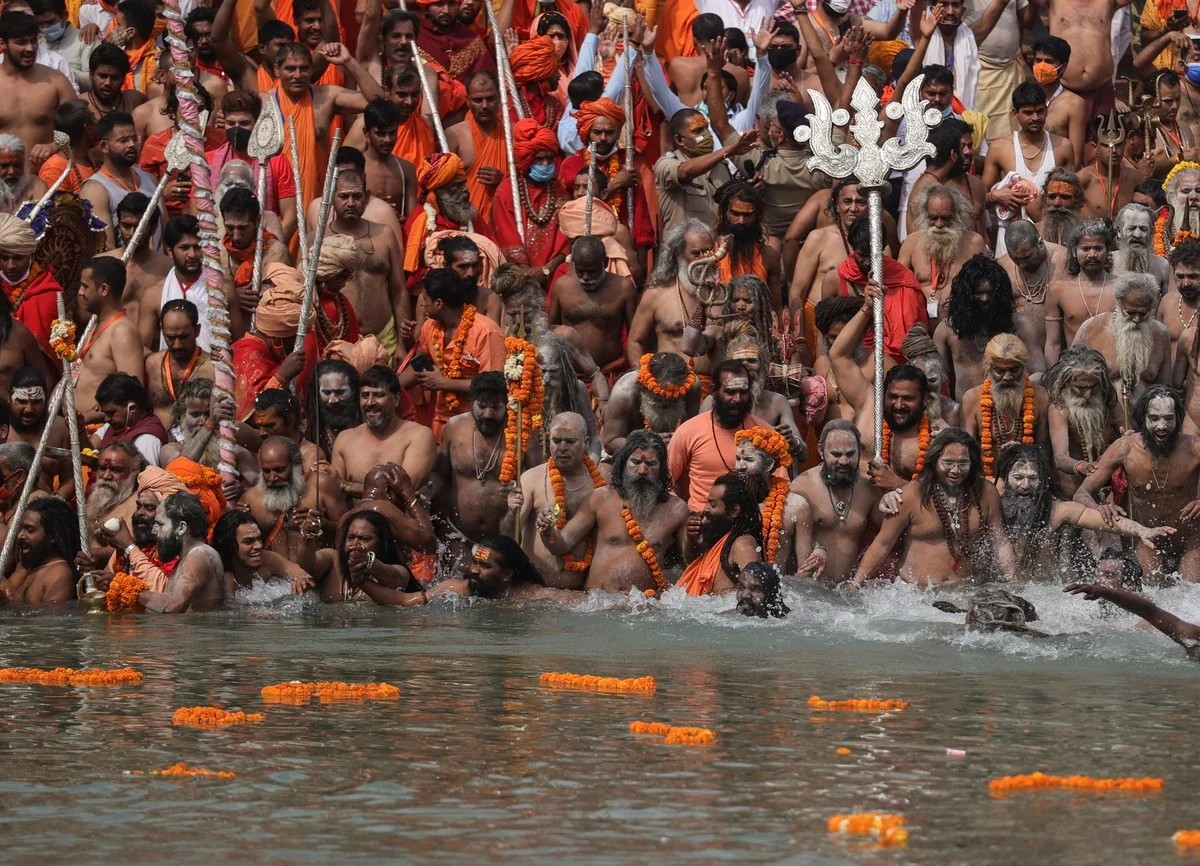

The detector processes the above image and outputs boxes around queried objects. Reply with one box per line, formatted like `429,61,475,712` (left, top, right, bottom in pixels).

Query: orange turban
418,152,466,195
509,35,560,85
512,117,559,173
867,39,905,74
136,465,186,503
576,98,625,143
165,457,226,542
255,262,310,339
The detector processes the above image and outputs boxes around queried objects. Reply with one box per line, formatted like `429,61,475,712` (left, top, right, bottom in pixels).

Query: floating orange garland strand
879,414,930,479
808,696,911,712
629,720,715,745
499,336,544,484
539,672,656,693
105,572,149,612
130,763,237,779
428,303,476,415
827,813,909,846
620,506,668,595
0,666,143,686
1174,830,1200,848
979,376,1035,479
548,455,605,573
261,681,401,703
171,706,266,728
636,353,696,400
629,721,672,735
988,772,1164,795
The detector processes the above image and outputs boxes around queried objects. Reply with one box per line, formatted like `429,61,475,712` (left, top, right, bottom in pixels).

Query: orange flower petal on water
261,681,400,703
629,721,672,735
808,695,910,712
1174,830,1200,848
827,812,907,844
987,772,1164,796
0,666,143,686
171,706,266,728
149,763,237,779
836,747,852,755
663,726,715,745
540,672,656,693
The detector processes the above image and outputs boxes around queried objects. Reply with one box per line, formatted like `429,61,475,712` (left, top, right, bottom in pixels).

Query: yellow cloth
1141,0,1188,70
973,57,1023,138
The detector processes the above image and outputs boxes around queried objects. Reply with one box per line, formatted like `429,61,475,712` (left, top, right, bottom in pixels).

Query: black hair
610,430,670,501
691,12,724,41
571,234,606,263
211,509,256,572
465,70,499,93
1011,82,1047,111
438,234,479,260
0,11,38,40
184,5,216,39
253,388,300,426
360,364,400,395
258,18,295,45
24,496,81,576
1032,35,1070,65
381,8,418,37
90,42,130,75
30,0,67,16
917,427,983,506
567,70,603,109
920,64,954,89
424,267,470,309
994,444,1056,549
737,561,790,618
722,26,748,51
363,97,402,132
161,490,209,541
117,0,156,40
315,358,359,391
884,363,930,397
712,359,750,391
220,186,261,221
293,0,323,18
476,533,541,588
928,121,967,168
710,473,764,581
535,11,569,38
115,190,151,220
773,20,799,43
1171,237,1200,268
946,254,1016,339
469,371,507,403
335,145,366,173
1097,546,1144,592
160,298,199,328
96,110,135,141
11,365,46,391
847,216,871,256
96,372,152,411
1135,178,1168,209
84,256,127,298
55,99,92,145
275,41,312,66
339,508,409,585
814,296,862,336
1132,385,1185,432
164,214,200,249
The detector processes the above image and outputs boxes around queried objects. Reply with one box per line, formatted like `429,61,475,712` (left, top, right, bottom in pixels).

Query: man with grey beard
1043,346,1118,496
1073,273,1173,431
157,378,259,495
898,183,986,316
1157,165,1200,258
601,352,702,457
85,441,144,560
241,435,311,560
1035,167,1083,246
1113,204,1170,292
961,334,1051,476
0,133,47,206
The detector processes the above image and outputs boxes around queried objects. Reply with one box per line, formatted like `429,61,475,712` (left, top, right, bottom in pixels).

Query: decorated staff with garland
1154,161,1200,258
538,430,688,596
601,352,702,456
960,335,1049,480
509,411,606,588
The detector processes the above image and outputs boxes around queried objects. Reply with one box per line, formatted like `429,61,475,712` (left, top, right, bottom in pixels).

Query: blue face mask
1187,63,1200,86
40,22,65,41
941,104,955,119
697,101,710,118
528,163,556,183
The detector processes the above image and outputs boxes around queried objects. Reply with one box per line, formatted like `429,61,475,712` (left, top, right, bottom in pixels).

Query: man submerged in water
725,561,790,619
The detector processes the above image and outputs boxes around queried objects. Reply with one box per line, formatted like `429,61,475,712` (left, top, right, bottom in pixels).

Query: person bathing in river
726,561,790,619
136,492,226,613
676,473,763,597
211,510,316,598
1065,582,1200,660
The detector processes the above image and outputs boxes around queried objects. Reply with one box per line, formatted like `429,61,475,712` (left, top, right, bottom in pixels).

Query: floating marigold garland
0,666,143,686
539,672,656,693
628,720,716,745
429,303,477,415
988,772,1163,795
629,721,672,735
261,681,400,703
621,505,668,594
1174,830,1200,848
49,318,77,361
548,455,606,572
171,706,266,728
827,813,909,846
105,572,148,612
637,353,696,400
499,336,544,484
130,763,237,779
879,415,930,478
980,376,1035,478
808,695,911,711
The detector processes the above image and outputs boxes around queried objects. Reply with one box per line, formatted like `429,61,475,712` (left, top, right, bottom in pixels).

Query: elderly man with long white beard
961,334,1051,479
1043,346,1119,497
241,435,313,561
1112,203,1170,292
1073,273,1172,432
85,441,145,560
898,183,987,320
1152,161,1200,260
1035,168,1084,246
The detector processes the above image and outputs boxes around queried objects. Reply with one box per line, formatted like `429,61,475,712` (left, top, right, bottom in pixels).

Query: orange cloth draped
492,178,557,267
234,0,258,51
273,87,324,209
37,154,92,193
10,267,64,358
513,0,588,45
232,333,285,421
677,532,730,596
123,39,158,94
719,246,767,282
165,457,226,541
465,114,507,222
224,231,278,289
257,65,275,91
413,311,505,440
512,116,558,172
393,113,436,168
404,210,461,276
835,255,930,364
657,0,696,62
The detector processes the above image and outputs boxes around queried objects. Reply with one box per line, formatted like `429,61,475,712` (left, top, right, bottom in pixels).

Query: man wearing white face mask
30,0,90,89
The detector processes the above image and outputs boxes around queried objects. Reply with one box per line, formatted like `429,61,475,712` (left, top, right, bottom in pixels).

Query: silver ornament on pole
794,76,941,460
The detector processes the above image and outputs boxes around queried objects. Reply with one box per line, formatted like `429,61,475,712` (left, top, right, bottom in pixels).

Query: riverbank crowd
2,0,1200,633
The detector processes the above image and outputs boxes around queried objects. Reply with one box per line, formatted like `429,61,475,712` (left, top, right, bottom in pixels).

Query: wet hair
1011,82,1047,111
90,42,130,76
211,509,257,572
1097,546,1144,592
1134,178,1168,209
164,214,200,249
1032,35,1070,65
995,444,1055,533
711,473,764,581
364,97,402,132
945,254,1016,339
813,296,861,337
339,509,408,585
1132,385,1185,432
424,267,471,309
917,427,983,506
476,534,541,587
55,100,92,145
469,370,507,404
0,441,34,474
84,255,126,298
539,332,584,418
24,496,81,573
610,430,670,501
254,387,300,426
220,186,260,221
360,364,400,395
161,491,209,541
819,417,862,451
567,70,603,109
96,372,152,412
737,561,790,618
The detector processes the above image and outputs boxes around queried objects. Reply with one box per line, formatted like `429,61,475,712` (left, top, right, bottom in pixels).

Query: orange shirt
37,154,93,194
415,310,505,440
667,411,785,513
393,112,435,169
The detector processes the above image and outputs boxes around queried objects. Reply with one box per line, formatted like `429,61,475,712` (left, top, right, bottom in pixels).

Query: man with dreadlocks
677,473,763,596
814,296,878,424
933,255,1019,401
1044,219,1118,365
1034,167,1084,246
1044,346,1119,497
683,274,776,369
728,561,790,618
714,182,782,310
1153,162,1200,260
732,427,817,575
1113,204,1171,292
537,334,601,458
538,430,690,595
901,323,960,425
0,497,79,604
850,428,1016,588
961,335,1050,479
898,183,987,320
603,352,702,456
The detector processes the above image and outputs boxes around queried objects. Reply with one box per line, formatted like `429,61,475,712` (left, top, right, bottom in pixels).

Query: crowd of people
1,0,1200,636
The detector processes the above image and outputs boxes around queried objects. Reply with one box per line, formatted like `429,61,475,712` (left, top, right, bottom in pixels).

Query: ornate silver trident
795,75,941,459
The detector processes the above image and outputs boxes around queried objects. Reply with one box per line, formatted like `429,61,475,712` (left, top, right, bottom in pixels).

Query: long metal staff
392,0,450,150
247,97,285,332
122,129,190,263
485,13,525,246
0,317,97,579
289,119,311,273
483,0,525,122
294,129,343,357
56,294,93,551
584,142,597,236
26,132,73,223
621,18,634,227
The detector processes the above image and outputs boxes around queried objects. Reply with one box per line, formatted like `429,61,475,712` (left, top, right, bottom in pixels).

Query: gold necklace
1016,256,1050,304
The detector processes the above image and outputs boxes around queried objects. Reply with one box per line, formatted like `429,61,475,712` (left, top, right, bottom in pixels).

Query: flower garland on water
988,772,1163,795
621,506,667,594
880,415,930,478
261,681,401,703
980,376,1035,479
49,318,77,362
827,813,908,846
0,666,142,686
171,706,266,728
129,763,237,779
105,572,148,612
808,696,910,711
628,720,716,745
636,353,695,400
499,336,544,484
539,672,656,693
429,303,477,415
549,456,605,573
1174,830,1200,848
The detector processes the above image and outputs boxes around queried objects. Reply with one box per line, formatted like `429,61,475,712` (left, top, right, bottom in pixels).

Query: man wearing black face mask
765,22,804,85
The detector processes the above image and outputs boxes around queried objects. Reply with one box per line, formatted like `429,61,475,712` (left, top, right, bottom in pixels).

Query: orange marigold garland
628,720,716,745
548,456,606,572
760,477,790,564
171,706,266,728
808,695,911,711
621,505,668,593
1174,830,1200,848
879,414,930,478
499,336,544,484
0,666,143,686
827,813,909,846
105,572,148,612
132,763,237,779
637,353,696,400
261,681,401,703
1154,208,1198,256
629,720,672,735
49,318,77,361
539,672,656,693
3,261,41,306
980,376,1035,478
429,303,477,415
988,772,1164,795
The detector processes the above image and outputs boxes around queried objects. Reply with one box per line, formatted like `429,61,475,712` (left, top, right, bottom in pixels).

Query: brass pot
76,574,107,614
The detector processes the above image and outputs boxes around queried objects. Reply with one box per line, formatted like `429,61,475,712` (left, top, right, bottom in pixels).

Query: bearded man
714,182,782,309
1044,346,1119,497
933,255,1019,400
1163,239,1200,369
157,378,260,485
792,179,869,312
732,426,817,575
6,366,68,493
414,0,494,84
1035,167,1084,246
402,152,490,281
239,435,315,561
851,428,1016,588
0,212,63,357
307,359,360,459
1113,203,1170,292
218,187,290,316
492,116,561,271
1076,386,1200,582
0,497,78,605
897,183,987,319
0,134,48,205
536,333,601,455
539,430,689,595
445,72,508,222
86,441,145,554
90,465,187,591
1154,162,1200,260
549,235,638,381
1045,219,1118,364
998,220,1064,375
133,491,225,613
603,351,702,456
961,335,1051,478
901,323,961,424
0,442,38,548
675,473,763,596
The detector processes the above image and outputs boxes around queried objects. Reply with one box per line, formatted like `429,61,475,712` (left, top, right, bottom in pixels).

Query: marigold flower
987,772,1164,795
629,721,672,735
171,706,266,728
629,720,715,745
261,681,400,703
0,666,143,686
637,353,695,400
1174,830,1200,848
105,572,149,612
827,812,907,843
808,695,911,711
539,672,656,693
836,747,851,755
150,763,237,779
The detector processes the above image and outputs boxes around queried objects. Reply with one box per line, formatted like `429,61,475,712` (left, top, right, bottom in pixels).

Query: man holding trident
794,77,943,462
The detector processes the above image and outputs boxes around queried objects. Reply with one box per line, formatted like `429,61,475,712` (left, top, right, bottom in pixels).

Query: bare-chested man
1041,0,1130,117
1044,346,1119,496
1075,386,1200,581
538,430,689,594
733,426,816,575
1162,239,1200,371
1035,167,1084,246
240,436,316,563
998,220,1065,375
0,134,47,207
74,257,146,421
1077,124,1140,218
332,364,436,500
1045,218,1117,364
960,335,1052,473
791,179,867,312
136,491,226,612
157,379,260,489
602,352,703,455
1113,203,1172,297
851,427,1016,587
906,120,987,240
934,255,1020,399
145,299,214,429
550,235,638,379
445,72,506,221
898,183,986,318
0,12,74,147
0,497,77,605
99,193,171,326
1073,272,1173,430
6,367,67,491
667,14,751,111
361,98,417,222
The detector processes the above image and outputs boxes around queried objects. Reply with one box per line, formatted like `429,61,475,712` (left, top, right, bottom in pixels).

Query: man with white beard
86,441,144,559
961,334,1051,479
898,183,987,319
1034,168,1084,246
1112,204,1170,292
1072,273,1172,432
241,435,313,560
156,378,259,489
1154,163,1200,259
602,351,702,456
1044,346,1119,497
0,133,48,206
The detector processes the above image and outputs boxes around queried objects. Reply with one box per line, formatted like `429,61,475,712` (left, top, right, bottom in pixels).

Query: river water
2,581,1199,865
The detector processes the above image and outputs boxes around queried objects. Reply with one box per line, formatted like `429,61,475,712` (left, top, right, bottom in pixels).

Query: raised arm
827,287,876,411
970,0,1012,46
1064,582,1200,647
356,0,382,63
